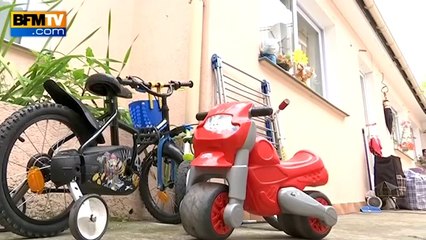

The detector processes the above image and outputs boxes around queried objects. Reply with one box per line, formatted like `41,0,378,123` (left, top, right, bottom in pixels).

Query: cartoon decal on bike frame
91,148,140,192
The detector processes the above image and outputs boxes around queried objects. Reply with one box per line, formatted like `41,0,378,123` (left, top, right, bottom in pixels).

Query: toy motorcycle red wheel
278,191,333,239
180,182,234,240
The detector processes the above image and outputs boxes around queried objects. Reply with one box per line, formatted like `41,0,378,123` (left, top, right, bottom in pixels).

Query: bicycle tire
0,103,93,238
175,160,191,210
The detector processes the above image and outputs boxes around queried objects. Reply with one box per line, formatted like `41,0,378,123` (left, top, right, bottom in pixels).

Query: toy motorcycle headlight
204,114,239,134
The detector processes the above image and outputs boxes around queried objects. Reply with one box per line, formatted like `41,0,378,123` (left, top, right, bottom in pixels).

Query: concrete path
0,210,425,239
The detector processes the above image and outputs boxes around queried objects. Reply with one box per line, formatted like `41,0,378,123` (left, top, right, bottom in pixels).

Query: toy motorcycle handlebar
250,107,273,117
196,112,208,121
195,106,273,121
118,76,193,98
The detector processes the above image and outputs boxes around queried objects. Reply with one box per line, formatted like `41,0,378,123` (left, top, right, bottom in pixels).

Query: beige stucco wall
51,0,193,125
198,0,423,207
0,0,193,220
1,44,35,85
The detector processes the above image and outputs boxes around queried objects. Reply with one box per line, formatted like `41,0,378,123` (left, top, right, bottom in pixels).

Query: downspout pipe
356,0,426,115
185,0,204,123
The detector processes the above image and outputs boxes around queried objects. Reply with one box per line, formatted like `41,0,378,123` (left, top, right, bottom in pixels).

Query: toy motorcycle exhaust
278,187,337,226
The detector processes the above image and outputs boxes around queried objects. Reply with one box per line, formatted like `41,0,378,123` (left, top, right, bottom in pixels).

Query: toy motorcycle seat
86,73,133,99
281,150,325,176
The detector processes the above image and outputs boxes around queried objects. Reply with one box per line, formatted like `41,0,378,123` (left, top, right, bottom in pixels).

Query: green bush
0,0,137,124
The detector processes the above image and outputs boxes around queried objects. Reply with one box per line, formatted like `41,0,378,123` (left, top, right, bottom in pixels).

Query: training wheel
69,194,109,240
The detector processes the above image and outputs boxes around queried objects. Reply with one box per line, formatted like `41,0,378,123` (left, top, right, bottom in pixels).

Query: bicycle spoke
8,160,28,169
22,131,40,155
7,171,28,179
35,120,50,154
7,165,50,184
13,144,37,164
17,193,34,210
149,170,157,181
10,180,29,204
149,185,158,192
53,129,72,155
63,186,68,211
45,183,53,217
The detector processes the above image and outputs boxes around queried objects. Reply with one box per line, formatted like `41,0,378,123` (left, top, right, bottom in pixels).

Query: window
0,0,58,51
259,0,325,96
0,0,26,44
297,11,323,95
391,109,419,159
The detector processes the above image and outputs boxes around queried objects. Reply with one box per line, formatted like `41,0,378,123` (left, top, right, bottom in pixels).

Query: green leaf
93,59,118,73
43,0,62,4
2,38,17,56
119,34,139,75
67,27,101,55
78,95,101,100
106,9,112,72
72,69,85,80
96,58,122,63
52,0,85,52
0,2,24,12
47,0,63,11
0,55,17,77
0,0,18,51
86,47,95,66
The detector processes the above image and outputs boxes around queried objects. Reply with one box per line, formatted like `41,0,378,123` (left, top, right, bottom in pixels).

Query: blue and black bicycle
0,73,193,239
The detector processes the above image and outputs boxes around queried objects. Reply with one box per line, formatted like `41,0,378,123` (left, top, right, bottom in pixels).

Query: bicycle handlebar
117,76,193,98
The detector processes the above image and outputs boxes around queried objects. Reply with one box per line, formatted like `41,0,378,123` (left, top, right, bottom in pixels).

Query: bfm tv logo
10,11,67,37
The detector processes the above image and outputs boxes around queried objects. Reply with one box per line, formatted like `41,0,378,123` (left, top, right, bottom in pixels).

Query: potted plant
277,53,293,71
292,49,315,85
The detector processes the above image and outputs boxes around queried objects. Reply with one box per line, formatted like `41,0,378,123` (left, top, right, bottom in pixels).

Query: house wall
53,0,193,125
198,0,423,214
2,46,34,73
0,0,193,220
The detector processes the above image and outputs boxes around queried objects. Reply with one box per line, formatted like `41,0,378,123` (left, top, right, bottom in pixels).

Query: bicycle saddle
85,73,133,99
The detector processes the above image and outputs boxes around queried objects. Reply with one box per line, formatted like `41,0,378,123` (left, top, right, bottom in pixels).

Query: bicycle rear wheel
0,103,93,237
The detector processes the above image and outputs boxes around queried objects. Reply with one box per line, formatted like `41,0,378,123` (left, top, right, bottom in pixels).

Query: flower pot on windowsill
400,142,414,152
277,54,293,71
260,53,277,64
294,63,314,86
277,62,292,71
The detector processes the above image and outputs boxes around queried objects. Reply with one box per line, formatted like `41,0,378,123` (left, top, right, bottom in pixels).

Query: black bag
374,155,406,197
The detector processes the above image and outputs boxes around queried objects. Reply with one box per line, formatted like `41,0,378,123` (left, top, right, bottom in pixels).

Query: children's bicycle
0,73,192,239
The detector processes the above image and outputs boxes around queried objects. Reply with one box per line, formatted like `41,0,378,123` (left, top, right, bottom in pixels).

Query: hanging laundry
369,136,382,157
383,100,393,134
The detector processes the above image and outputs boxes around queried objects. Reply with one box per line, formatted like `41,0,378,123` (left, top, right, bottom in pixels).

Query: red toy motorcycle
180,100,337,240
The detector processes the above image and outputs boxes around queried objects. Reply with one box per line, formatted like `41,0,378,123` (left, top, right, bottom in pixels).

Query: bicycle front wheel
139,150,181,224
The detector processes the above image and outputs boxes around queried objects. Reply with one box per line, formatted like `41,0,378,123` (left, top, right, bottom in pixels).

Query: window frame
295,6,326,96
260,0,327,97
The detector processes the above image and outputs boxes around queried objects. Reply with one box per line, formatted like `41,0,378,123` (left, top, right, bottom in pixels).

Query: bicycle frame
49,91,185,190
